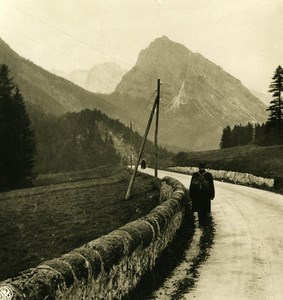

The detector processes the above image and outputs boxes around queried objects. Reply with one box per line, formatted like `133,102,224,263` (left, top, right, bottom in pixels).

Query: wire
3,2,175,100
6,3,111,61
1,26,70,59
4,3,173,88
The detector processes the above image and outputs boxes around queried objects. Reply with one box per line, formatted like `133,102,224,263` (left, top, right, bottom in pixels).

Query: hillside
66,69,89,88
114,36,267,151
171,144,283,192
0,38,125,119
52,63,127,94
31,108,171,174
0,38,171,175
249,90,271,106
0,36,268,153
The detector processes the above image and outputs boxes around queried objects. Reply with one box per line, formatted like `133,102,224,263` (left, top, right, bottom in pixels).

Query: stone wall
0,176,188,300
169,166,274,189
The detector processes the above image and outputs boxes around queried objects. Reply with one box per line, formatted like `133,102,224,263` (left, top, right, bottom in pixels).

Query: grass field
0,167,160,281
171,144,283,193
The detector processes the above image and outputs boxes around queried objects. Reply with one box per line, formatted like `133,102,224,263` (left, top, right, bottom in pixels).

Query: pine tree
220,125,232,148
0,64,36,189
254,123,265,144
266,65,283,140
0,64,14,188
245,122,254,144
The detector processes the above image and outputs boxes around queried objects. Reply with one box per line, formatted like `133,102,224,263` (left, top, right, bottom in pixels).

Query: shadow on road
170,215,216,299
123,199,215,300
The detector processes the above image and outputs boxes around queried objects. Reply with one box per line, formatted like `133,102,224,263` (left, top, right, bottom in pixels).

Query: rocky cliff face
115,36,267,150
60,62,127,94
85,62,127,94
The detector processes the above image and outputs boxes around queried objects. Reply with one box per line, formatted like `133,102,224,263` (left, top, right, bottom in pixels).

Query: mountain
0,38,123,117
52,62,127,94
0,38,171,174
49,68,66,78
85,62,127,94
0,36,268,152
250,90,271,106
114,36,268,150
32,108,170,174
66,69,89,88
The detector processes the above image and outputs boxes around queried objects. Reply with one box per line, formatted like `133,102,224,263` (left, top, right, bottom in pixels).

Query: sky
0,0,282,93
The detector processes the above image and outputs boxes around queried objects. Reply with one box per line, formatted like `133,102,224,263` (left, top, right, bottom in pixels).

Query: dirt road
140,168,283,300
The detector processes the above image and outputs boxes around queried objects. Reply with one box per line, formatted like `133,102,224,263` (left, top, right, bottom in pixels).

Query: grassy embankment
169,144,283,193
0,166,160,281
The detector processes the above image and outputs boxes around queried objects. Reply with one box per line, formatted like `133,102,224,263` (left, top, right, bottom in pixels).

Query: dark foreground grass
0,167,160,281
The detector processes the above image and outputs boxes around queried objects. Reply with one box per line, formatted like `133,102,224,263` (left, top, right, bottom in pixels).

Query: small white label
0,286,14,300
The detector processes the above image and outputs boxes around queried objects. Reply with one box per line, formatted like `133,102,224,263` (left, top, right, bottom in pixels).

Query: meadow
172,144,283,193
0,167,160,281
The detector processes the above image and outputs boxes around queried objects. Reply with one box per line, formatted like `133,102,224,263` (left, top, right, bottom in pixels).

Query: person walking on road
141,159,147,169
189,163,215,227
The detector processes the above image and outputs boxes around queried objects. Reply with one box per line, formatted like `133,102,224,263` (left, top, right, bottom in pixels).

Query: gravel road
140,168,283,300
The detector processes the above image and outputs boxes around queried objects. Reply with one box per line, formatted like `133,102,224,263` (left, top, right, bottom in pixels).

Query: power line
2,2,177,99
4,3,173,89
1,26,69,59
6,3,111,61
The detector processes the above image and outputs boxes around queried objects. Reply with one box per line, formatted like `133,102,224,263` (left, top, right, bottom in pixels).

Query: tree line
33,108,171,174
220,65,283,148
33,109,120,174
0,64,36,190
220,123,254,148
0,64,172,190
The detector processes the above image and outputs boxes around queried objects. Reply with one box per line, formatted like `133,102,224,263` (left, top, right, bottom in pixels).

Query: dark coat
189,170,215,213
141,160,146,169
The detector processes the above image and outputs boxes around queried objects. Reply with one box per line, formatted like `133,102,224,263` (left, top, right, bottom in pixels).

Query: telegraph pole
130,121,133,170
125,79,161,200
154,79,161,178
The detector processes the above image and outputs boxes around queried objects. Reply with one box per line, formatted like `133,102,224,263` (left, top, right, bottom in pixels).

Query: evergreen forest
0,63,171,190
0,64,36,190
220,65,283,148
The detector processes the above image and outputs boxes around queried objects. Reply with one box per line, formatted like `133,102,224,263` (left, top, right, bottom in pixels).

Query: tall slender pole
154,79,161,178
125,96,158,200
130,121,133,170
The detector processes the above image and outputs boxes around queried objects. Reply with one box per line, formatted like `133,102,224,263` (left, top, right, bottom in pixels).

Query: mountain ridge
114,36,267,150
0,36,268,151
0,37,125,118
50,62,127,94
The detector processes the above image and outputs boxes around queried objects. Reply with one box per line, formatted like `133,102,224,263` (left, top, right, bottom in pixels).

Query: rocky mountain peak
114,36,267,150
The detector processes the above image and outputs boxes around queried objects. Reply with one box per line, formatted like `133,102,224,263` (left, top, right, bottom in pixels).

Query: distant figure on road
189,162,215,227
141,159,147,169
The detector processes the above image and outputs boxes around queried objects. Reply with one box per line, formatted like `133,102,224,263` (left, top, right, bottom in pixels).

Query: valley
0,36,268,152
0,2,281,299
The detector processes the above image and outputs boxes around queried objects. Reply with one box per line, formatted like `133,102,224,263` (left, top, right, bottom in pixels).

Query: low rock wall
169,166,274,189
0,176,188,300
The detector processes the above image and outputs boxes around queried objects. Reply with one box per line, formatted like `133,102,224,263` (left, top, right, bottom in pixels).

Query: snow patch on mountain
168,82,188,111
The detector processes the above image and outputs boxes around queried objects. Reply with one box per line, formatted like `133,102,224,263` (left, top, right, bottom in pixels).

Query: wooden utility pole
130,121,133,170
125,79,161,200
154,79,161,178
125,98,159,200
